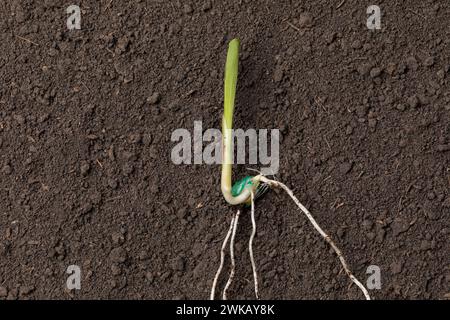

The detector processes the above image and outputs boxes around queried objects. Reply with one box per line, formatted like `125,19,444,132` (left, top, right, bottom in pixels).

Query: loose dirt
0,0,449,299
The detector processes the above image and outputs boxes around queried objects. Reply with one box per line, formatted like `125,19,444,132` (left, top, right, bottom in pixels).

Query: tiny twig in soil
335,202,345,210
286,21,301,32
16,35,39,46
104,0,114,12
324,137,332,151
314,96,328,114
336,0,346,9
81,81,91,93
96,159,103,168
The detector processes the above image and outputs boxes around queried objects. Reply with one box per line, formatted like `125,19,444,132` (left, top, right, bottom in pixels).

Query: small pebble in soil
339,161,353,174
19,286,35,297
356,105,368,118
406,56,418,71
391,218,410,236
2,165,12,175
80,162,90,176
366,232,376,241
145,272,154,283
147,92,161,105
437,144,450,152
362,219,373,230
107,146,116,161
407,95,419,109
399,139,407,148
1,241,10,256
128,133,142,144
111,264,122,276
115,36,130,54
176,208,187,219
357,63,372,76
436,69,445,80
183,4,193,14
80,202,93,215
109,247,127,263
122,163,134,176
345,125,353,135
386,63,396,75
171,257,185,272
420,240,433,251
142,134,153,145
111,232,125,246
390,260,403,274
426,192,435,200
351,40,362,49
107,178,118,189
396,104,406,111
0,286,7,297
370,67,382,78
273,66,283,82
13,114,25,125
376,228,386,243
423,56,435,67
201,0,212,11
138,250,149,260
298,12,313,28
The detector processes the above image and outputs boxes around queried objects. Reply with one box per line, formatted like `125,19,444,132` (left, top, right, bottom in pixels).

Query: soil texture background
0,0,449,299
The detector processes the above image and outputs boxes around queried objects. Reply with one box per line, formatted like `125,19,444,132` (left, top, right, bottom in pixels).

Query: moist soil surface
0,0,449,300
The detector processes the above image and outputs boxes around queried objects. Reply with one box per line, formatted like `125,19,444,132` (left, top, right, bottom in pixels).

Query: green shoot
221,39,261,205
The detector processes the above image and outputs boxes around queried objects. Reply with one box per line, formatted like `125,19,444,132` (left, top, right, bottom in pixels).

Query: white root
212,175,369,300
249,190,259,299
256,176,371,300
210,214,236,300
223,210,240,300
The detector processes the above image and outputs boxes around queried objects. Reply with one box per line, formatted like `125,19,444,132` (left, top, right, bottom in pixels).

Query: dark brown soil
0,0,449,300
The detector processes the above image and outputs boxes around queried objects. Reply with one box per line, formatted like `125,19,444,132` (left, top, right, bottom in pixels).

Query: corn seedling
210,38,371,300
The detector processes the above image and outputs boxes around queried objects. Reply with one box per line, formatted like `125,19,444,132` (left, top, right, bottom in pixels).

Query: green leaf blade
223,38,240,130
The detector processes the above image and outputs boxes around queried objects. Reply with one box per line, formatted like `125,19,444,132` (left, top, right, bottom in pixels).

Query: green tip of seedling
223,38,240,131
